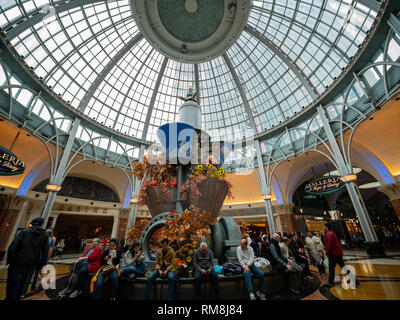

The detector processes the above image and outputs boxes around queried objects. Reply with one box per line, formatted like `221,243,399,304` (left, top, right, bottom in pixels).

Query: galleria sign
305,176,345,195
0,146,25,176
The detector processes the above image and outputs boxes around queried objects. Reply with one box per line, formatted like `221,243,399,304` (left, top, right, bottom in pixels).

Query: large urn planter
145,186,178,217
183,179,229,218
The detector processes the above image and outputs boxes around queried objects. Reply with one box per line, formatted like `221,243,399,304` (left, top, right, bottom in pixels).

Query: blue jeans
21,267,40,296
145,270,175,300
243,265,266,294
76,261,89,290
6,265,35,300
92,269,118,300
120,264,147,277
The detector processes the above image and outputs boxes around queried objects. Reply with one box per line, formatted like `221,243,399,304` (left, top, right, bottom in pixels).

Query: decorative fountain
132,88,242,265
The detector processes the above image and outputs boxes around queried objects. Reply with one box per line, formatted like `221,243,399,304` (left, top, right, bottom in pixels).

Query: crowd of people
5,216,359,301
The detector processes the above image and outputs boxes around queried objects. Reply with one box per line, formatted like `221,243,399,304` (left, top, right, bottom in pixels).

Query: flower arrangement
181,164,232,201
126,217,150,242
133,155,178,205
192,164,227,179
162,206,216,245
174,243,197,270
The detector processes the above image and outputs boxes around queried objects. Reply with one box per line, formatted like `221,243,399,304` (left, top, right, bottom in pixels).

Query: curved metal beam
222,53,257,132
244,25,318,99
5,0,106,40
78,32,144,112
356,0,381,12
141,56,169,140
235,42,285,121
194,64,200,105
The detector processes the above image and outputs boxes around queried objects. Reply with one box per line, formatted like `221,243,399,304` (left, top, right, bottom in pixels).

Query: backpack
254,257,272,273
222,262,242,276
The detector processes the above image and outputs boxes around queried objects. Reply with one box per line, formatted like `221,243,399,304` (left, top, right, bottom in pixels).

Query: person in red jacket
323,223,359,287
69,238,102,298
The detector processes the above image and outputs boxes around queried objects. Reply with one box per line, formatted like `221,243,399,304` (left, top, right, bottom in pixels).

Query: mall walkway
1,249,399,300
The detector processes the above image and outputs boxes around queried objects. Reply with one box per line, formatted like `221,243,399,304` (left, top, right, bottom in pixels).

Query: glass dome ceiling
0,0,379,143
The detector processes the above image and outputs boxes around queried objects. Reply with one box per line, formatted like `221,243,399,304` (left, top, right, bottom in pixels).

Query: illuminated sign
305,176,345,195
0,146,25,176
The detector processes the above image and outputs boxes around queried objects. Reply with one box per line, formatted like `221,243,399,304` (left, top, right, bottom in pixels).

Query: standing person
323,223,359,287
56,239,65,259
5,217,49,301
46,230,56,262
193,242,220,300
236,238,267,300
305,232,325,274
145,238,176,300
92,238,121,300
69,238,102,298
120,242,147,278
21,228,56,298
80,239,86,253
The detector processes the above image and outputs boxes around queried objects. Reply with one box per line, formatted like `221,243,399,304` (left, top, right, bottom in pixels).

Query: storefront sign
0,146,25,176
305,176,345,195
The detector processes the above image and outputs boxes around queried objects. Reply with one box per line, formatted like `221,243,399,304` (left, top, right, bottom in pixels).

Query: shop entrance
53,214,113,253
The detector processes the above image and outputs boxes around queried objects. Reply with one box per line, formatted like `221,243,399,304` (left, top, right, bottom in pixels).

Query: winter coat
6,226,49,268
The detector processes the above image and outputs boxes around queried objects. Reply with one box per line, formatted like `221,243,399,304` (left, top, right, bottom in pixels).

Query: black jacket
6,226,49,267
101,248,122,266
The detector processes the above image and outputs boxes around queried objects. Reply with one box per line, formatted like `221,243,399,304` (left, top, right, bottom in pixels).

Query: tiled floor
1,249,400,300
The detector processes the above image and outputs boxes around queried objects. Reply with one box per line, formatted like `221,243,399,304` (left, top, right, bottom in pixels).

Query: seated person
236,238,267,300
193,242,220,300
260,236,269,255
145,238,176,300
288,234,312,279
269,233,303,295
279,237,290,260
92,238,122,300
69,238,102,298
120,242,147,278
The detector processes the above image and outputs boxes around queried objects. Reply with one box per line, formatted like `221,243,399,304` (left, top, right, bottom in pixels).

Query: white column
111,216,119,239
255,139,276,235
50,214,59,229
41,118,81,227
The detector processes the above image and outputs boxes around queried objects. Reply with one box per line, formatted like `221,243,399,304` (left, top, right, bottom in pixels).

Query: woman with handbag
91,238,122,300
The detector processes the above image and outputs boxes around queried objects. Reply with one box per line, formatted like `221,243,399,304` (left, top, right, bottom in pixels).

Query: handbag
101,265,117,277
254,257,272,273
322,256,329,269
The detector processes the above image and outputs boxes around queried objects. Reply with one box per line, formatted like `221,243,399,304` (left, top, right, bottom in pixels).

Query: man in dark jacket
193,242,220,299
6,217,49,300
324,223,359,287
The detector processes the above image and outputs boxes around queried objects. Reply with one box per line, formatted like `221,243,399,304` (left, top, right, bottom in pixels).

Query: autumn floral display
174,243,197,270
161,206,216,272
132,155,178,205
181,164,232,201
162,206,216,245
126,218,150,242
